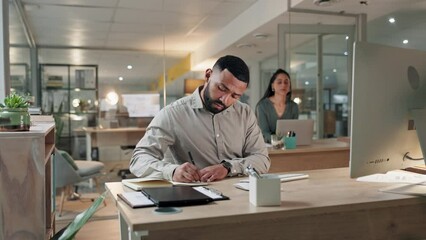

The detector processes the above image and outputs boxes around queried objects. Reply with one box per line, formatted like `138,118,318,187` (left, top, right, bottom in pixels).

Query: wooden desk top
105,168,424,233
268,138,349,155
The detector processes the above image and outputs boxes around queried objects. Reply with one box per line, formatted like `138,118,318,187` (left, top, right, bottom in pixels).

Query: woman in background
256,68,299,143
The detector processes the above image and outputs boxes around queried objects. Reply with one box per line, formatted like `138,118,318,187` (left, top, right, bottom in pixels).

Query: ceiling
8,0,426,90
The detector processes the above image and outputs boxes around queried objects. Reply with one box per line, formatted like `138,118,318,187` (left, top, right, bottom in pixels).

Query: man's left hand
199,164,228,182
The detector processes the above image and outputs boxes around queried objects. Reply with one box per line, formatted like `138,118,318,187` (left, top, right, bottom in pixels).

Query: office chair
55,148,106,217
51,191,107,240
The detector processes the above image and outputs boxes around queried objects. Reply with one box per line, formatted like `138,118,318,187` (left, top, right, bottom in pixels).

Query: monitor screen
121,93,160,117
350,42,426,178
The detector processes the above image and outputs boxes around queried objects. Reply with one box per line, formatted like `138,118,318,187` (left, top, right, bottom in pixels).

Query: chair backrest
55,148,83,188
51,191,107,240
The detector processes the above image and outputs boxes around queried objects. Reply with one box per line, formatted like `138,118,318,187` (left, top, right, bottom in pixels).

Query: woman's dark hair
259,68,292,102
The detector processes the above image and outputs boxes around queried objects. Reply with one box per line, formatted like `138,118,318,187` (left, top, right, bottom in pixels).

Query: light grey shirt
256,98,299,143
130,87,270,181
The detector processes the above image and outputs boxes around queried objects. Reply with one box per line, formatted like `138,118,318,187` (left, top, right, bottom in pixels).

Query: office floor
55,160,128,239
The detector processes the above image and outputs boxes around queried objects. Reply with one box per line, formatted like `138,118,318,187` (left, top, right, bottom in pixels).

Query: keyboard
239,173,309,183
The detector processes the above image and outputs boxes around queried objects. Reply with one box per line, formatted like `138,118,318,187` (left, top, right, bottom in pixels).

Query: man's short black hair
213,55,250,86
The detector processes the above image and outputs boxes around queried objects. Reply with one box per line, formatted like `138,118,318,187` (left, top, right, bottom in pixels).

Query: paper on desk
356,170,426,185
122,178,208,191
379,184,426,196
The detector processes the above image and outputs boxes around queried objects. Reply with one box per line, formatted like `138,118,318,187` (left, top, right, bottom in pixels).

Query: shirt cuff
162,164,180,181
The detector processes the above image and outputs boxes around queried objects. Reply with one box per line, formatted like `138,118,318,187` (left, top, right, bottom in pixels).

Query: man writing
130,55,270,182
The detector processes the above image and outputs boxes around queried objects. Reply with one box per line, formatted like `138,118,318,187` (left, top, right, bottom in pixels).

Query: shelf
40,64,99,155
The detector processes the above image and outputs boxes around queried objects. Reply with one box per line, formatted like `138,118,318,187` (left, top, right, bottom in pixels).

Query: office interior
6,0,424,160
2,0,426,239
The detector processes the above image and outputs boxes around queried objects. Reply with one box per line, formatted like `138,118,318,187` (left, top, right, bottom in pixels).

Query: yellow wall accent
154,54,191,91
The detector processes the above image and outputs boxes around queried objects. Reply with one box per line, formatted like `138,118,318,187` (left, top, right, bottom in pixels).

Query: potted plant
0,93,31,131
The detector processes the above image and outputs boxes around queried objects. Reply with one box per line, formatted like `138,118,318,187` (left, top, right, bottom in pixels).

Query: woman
256,68,299,143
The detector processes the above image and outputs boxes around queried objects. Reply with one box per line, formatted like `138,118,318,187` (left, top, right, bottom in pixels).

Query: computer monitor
350,42,426,178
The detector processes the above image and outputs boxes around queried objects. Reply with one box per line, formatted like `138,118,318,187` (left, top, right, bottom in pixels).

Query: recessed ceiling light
118,76,124,81
236,43,255,48
388,17,396,23
253,33,269,39
344,51,348,56
403,39,409,44
313,0,340,7
127,65,133,70
345,35,349,40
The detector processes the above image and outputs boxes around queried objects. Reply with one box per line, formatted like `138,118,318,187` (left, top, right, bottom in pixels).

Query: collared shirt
130,87,270,181
255,98,299,143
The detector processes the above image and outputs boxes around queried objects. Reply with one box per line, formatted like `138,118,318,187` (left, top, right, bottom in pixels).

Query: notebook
122,178,208,191
141,186,216,207
276,119,314,146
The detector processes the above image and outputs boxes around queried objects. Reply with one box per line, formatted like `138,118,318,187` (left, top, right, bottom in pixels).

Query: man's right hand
172,162,201,182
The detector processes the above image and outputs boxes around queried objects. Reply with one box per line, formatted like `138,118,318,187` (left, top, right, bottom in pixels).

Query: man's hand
199,164,228,182
172,162,200,183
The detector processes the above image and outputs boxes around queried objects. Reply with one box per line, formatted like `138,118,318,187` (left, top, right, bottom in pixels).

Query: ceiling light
345,36,349,40
388,17,396,23
106,91,119,105
313,0,340,7
236,43,255,48
118,76,124,81
127,65,133,70
403,39,409,44
253,33,269,39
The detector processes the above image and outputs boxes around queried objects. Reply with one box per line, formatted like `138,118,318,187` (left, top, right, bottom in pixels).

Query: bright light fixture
403,39,409,44
127,65,133,70
294,97,302,105
118,76,124,81
388,17,396,23
72,99,80,108
106,91,119,105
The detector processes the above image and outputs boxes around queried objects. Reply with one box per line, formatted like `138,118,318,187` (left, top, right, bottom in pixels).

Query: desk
106,168,426,240
268,138,350,172
78,127,146,161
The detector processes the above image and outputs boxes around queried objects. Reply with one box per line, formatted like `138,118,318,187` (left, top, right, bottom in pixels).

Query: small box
249,174,281,206
284,136,297,149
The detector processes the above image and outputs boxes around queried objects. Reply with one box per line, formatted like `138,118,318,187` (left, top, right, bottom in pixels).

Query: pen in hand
188,151,196,166
187,151,200,182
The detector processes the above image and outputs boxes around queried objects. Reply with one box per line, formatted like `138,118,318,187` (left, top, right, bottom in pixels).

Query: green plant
0,93,30,109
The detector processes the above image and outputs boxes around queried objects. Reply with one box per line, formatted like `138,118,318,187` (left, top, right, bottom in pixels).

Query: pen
188,151,196,166
246,165,261,179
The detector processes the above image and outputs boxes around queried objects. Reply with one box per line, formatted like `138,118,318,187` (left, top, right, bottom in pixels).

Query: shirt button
216,134,220,138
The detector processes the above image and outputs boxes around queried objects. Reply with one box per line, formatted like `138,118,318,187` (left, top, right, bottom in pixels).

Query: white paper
193,186,223,199
356,170,426,185
120,192,154,206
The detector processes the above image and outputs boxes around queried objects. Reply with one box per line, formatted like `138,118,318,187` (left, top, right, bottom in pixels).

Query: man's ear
205,68,212,81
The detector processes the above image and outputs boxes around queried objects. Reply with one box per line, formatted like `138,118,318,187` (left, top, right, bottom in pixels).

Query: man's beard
203,82,227,114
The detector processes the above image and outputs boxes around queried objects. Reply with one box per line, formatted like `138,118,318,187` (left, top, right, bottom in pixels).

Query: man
130,55,270,182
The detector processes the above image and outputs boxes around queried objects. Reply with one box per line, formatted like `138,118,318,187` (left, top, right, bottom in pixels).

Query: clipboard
141,186,229,207
117,192,155,208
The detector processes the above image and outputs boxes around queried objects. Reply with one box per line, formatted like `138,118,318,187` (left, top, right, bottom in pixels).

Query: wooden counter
268,138,350,172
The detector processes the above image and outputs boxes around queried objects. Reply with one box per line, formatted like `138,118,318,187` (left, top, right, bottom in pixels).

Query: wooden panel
0,122,55,239
268,138,350,172
0,138,45,239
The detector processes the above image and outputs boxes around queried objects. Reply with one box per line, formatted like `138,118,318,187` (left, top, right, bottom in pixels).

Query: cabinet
10,63,30,96
0,118,56,239
39,64,98,154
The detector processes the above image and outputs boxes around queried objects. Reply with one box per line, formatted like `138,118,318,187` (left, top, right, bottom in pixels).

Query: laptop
141,186,213,207
276,119,314,146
